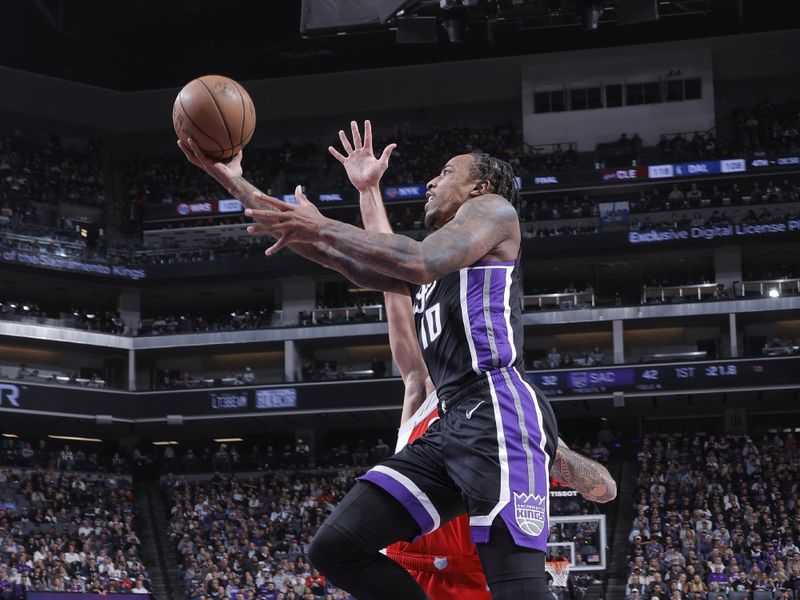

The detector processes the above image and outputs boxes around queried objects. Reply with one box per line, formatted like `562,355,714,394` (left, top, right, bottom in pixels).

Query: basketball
172,74,256,160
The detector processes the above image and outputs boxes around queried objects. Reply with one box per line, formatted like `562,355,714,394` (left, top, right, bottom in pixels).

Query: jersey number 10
420,303,443,350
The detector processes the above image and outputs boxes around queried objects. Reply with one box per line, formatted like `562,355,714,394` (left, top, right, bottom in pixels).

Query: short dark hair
468,152,520,214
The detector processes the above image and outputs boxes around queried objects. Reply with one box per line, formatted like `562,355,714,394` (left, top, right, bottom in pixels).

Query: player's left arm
551,437,617,503
244,193,519,284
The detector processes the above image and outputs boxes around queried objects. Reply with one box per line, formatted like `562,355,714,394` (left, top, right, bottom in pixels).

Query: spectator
0,469,145,596
58,445,75,471
372,438,390,463
713,283,731,300
241,366,256,385
295,438,311,468
686,183,703,206
590,346,605,365
547,347,562,369
667,185,686,206
300,358,317,382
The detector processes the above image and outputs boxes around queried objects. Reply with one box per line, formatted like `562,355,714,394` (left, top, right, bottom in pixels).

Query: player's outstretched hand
245,185,327,256
178,137,243,189
328,120,396,192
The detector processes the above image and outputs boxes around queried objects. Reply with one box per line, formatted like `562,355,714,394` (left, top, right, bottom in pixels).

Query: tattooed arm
186,125,517,286
246,192,520,285
551,438,617,503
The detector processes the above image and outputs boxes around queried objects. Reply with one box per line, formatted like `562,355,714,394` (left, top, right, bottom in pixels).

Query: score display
528,357,795,397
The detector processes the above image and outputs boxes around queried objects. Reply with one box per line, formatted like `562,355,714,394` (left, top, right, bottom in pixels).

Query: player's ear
470,179,491,197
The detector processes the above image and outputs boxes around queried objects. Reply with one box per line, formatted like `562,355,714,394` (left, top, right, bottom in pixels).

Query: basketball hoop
545,560,571,588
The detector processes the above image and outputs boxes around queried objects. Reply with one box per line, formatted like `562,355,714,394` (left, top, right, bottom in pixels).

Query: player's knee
309,523,353,576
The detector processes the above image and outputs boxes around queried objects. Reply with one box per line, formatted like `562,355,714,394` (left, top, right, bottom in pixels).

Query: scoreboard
528,357,796,398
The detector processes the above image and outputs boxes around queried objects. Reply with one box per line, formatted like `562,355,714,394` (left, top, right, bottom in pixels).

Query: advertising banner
1,358,797,419
629,219,800,245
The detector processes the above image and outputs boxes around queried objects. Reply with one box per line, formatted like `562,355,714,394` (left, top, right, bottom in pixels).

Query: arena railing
641,283,720,303
1,364,109,387
740,277,800,297
657,126,716,144
641,350,707,362
310,304,384,324
523,292,595,310
522,140,579,155
762,343,799,357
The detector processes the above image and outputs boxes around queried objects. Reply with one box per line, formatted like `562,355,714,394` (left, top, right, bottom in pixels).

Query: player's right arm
332,121,431,424
551,437,617,503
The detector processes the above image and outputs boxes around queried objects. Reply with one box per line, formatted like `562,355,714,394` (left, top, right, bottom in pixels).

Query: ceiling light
1,433,18,438
48,435,103,443
213,437,243,443
768,289,780,298
152,441,179,446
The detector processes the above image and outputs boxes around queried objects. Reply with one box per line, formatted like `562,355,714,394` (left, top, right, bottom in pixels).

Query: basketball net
545,560,571,588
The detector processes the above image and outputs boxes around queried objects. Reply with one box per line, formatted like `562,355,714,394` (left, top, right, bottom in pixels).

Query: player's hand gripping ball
173,75,256,161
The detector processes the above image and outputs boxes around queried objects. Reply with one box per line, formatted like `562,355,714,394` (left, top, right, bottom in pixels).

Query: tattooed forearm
224,176,406,292
320,221,428,283
226,176,266,211
551,445,617,503
319,194,518,284
291,242,407,293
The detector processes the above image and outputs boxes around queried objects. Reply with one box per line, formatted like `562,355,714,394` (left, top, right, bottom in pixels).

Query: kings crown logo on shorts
433,557,448,571
513,492,546,536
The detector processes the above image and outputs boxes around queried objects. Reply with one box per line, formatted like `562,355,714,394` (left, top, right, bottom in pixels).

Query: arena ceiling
1,0,798,90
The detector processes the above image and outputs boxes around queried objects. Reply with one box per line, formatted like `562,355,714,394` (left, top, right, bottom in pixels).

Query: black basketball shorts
359,366,559,551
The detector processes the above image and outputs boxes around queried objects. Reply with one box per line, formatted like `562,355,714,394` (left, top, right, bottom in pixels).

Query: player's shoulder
460,193,517,223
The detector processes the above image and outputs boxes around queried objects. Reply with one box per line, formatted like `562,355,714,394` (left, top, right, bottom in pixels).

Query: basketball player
339,123,616,600
178,124,615,599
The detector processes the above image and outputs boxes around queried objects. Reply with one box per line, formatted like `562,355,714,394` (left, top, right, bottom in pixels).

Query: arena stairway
135,482,182,599
604,459,638,600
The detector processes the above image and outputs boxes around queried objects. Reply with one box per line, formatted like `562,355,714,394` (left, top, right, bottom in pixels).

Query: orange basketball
172,75,256,160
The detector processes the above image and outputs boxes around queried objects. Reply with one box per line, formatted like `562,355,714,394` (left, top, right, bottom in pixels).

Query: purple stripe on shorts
492,369,551,551
358,470,434,535
470,525,491,544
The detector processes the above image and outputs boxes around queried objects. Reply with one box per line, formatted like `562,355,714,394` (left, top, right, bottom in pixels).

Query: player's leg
310,423,465,600
309,480,429,599
475,519,550,599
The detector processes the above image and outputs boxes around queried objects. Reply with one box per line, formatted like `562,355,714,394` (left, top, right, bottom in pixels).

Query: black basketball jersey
412,257,526,399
